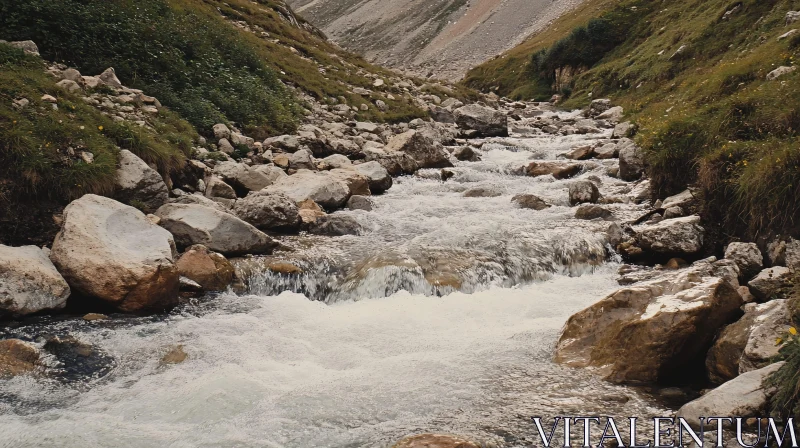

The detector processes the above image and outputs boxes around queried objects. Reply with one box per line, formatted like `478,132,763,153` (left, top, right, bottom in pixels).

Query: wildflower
777,337,783,345
98,125,104,131
790,327,797,336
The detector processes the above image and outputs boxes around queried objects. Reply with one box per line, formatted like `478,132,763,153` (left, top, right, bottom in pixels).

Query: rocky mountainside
287,0,585,80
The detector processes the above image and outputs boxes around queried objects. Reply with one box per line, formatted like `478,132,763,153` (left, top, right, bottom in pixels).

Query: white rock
724,242,763,280
115,150,169,213
766,66,796,81
0,245,70,315
635,216,704,255
50,195,178,312
748,266,793,301
261,170,350,209
155,203,277,256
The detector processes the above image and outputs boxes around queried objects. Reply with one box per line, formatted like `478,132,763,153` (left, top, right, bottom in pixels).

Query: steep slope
465,0,800,243
288,0,585,80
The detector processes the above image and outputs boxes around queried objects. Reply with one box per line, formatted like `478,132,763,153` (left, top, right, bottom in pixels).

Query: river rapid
0,111,674,447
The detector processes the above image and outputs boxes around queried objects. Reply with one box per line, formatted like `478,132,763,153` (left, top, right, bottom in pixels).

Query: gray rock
748,266,793,301
308,214,364,236
0,245,70,316
618,139,645,181
586,99,613,117
50,195,179,312
205,176,237,200
264,135,300,152
98,68,123,88
786,238,800,270
511,194,551,210
56,79,81,93
453,104,509,137
233,191,300,231
452,146,481,162
706,307,758,384
725,242,763,281
230,132,254,149
612,122,634,138
663,206,684,220
263,170,350,209
385,130,453,169
155,203,277,256
251,165,287,185
563,145,594,161
347,195,375,211
288,148,316,170
766,239,787,267
114,150,169,213
568,181,600,205
635,216,704,256
766,66,796,81
8,40,39,55
354,122,380,134
463,187,502,198
739,299,791,373
319,154,352,170
353,161,393,194
677,362,784,429
575,205,612,220
218,138,235,155
212,123,231,140
170,194,230,212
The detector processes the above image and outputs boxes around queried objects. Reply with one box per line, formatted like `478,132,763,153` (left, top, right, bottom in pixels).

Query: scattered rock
463,187,502,198
50,195,179,312
263,170,351,210
725,242,764,281
353,161,393,194
612,122,634,138
739,299,791,373
7,40,39,55
233,191,301,231
98,68,123,89
748,266,793,301
0,339,40,378
308,214,363,236
677,362,784,429
706,307,757,384
385,130,453,169
347,195,375,211
212,123,231,140
115,150,169,213
618,139,645,181
563,145,594,160
512,194,551,210
175,245,236,291
452,146,481,162
634,215,704,256
453,104,509,137
205,176,237,200
155,203,277,256
575,204,612,220
0,245,70,316
568,181,600,205
213,161,274,195
525,161,581,179
766,66,796,81
586,99,613,117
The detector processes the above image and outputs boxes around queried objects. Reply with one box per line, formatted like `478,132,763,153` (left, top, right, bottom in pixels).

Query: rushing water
0,111,676,447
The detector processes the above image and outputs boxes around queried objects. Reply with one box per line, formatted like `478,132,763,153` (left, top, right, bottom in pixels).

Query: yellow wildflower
790,327,797,335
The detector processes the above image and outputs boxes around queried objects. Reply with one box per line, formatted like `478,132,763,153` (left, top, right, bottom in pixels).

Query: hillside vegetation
465,0,800,243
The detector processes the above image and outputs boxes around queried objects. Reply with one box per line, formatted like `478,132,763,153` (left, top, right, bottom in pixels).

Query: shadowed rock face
287,0,586,80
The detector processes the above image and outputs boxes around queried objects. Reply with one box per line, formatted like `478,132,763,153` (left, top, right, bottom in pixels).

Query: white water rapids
0,111,674,447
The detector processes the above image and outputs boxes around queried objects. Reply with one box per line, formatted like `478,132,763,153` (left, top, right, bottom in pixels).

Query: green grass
767,279,800,419
464,0,800,242
0,43,192,206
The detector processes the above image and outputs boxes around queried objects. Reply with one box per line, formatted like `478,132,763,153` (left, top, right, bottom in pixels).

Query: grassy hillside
0,0,441,137
464,0,800,244
0,44,195,245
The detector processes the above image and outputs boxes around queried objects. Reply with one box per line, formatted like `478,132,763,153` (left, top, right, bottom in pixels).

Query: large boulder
155,203,277,256
50,195,179,312
353,161,392,194
233,191,301,231
568,181,600,205
114,150,169,213
618,139,645,181
677,362,784,429
453,104,509,137
362,143,419,175
748,266,793,301
213,161,273,196
586,99,613,117
385,130,453,169
725,242,763,281
175,245,235,291
634,215,704,256
263,170,351,209
575,205,612,220
555,264,744,384
0,245,70,316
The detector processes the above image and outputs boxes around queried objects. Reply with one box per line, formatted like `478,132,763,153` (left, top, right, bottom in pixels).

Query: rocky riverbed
1,43,798,447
